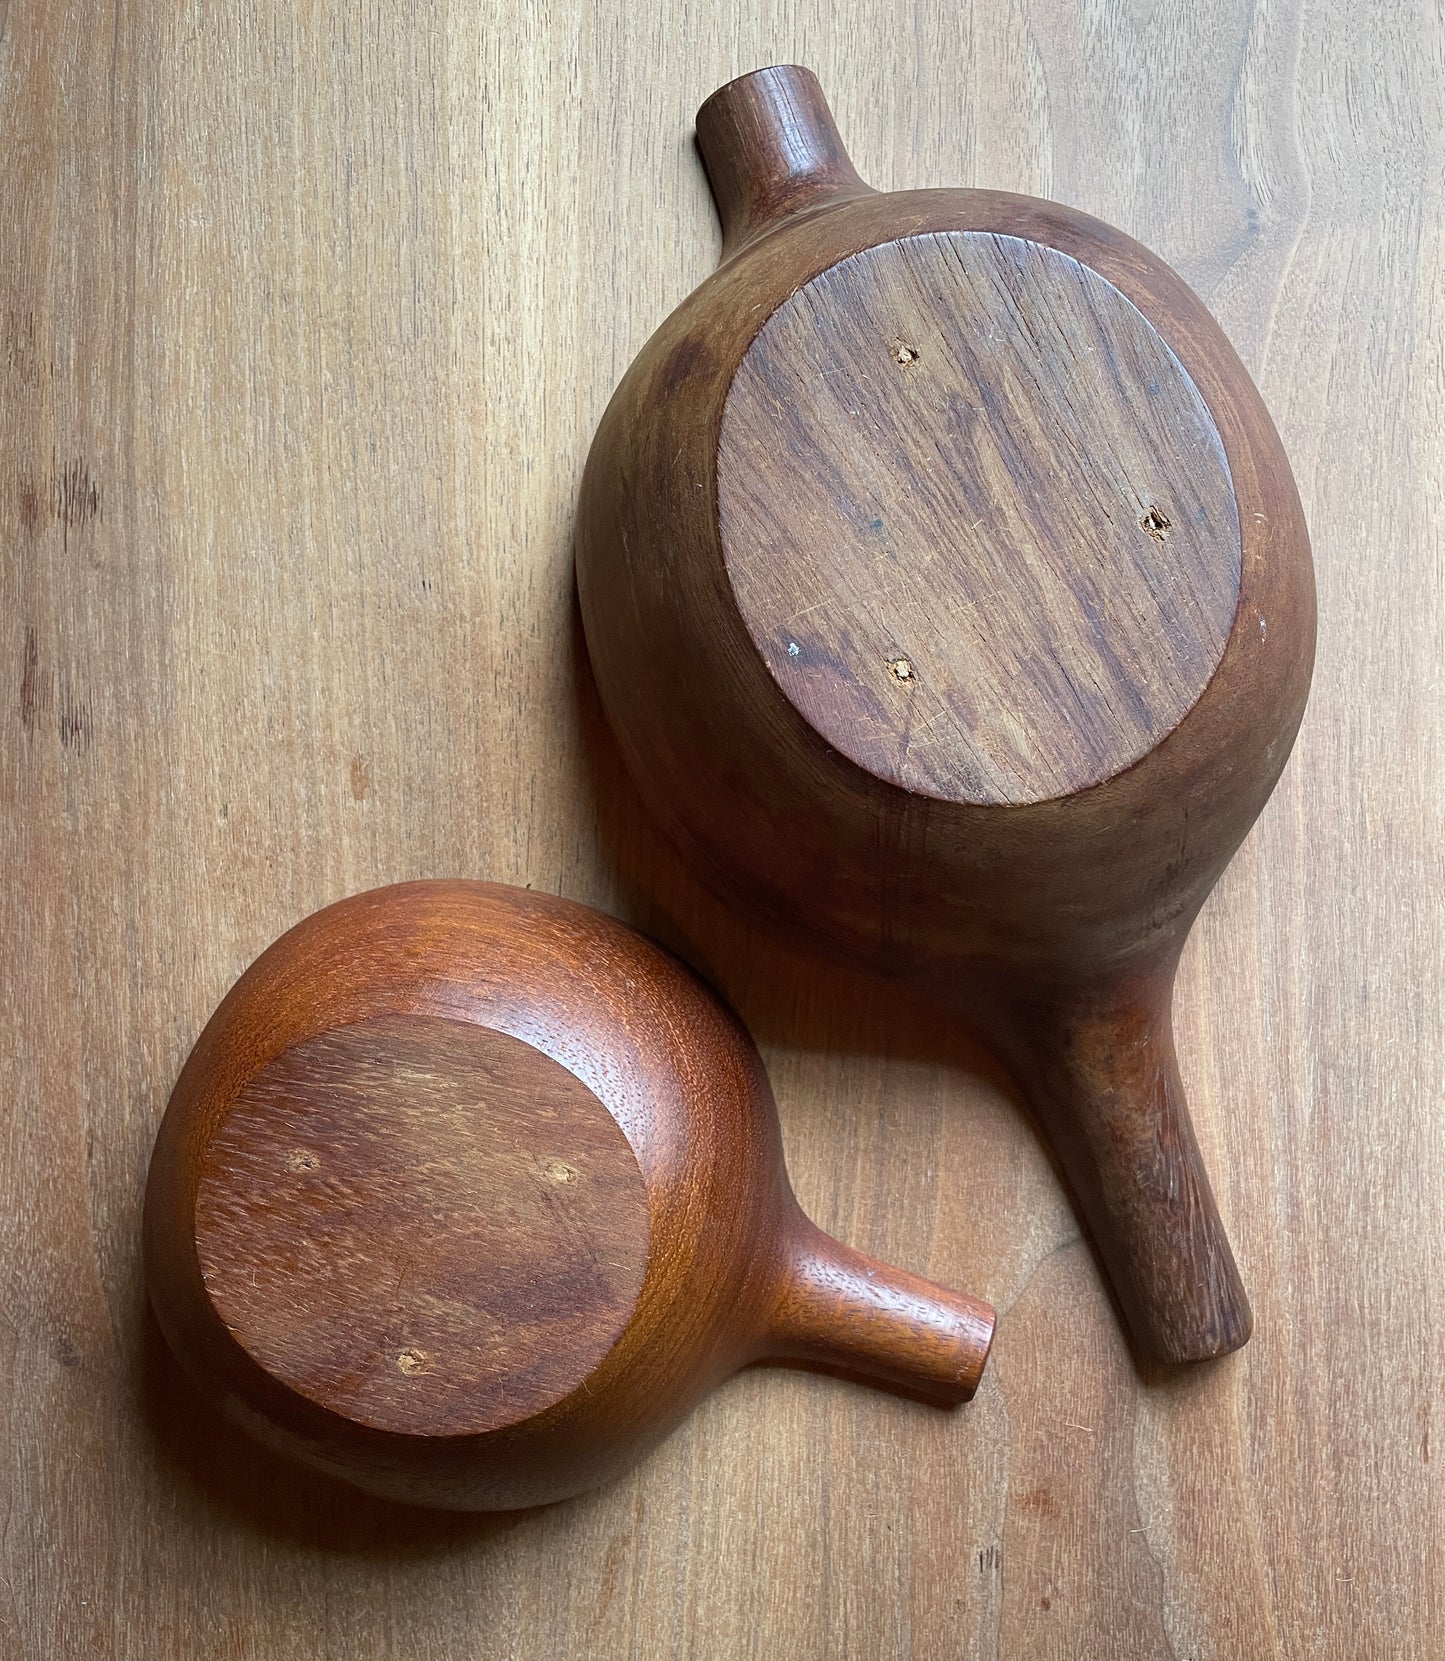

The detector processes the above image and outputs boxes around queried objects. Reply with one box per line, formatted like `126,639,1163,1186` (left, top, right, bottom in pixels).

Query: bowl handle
695,65,874,261
989,969,1254,1365
759,1207,995,1400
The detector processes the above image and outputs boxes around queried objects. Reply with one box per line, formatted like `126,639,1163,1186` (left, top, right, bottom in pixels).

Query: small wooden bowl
144,881,994,1511
576,66,1316,1364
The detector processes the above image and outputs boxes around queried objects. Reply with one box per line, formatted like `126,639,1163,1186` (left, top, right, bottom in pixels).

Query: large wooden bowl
576,65,1316,1364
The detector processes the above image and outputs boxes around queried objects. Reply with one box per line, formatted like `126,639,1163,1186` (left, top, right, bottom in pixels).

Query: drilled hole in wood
888,657,916,683
396,1347,429,1376
1141,506,1172,539
893,341,920,366
541,1157,577,1184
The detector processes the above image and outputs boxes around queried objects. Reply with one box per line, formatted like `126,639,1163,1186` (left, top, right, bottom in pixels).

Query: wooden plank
2,1,1439,1655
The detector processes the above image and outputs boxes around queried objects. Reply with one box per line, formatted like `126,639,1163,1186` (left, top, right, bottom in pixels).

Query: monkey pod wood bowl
144,881,994,1511
575,66,1316,1364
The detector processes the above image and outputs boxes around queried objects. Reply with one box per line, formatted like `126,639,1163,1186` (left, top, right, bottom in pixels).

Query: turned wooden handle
763,1211,994,1400
988,974,1252,1364
695,65,872,258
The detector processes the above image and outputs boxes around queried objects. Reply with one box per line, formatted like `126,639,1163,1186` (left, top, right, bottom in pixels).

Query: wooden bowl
144,881,994,1511
575,66,1316,1364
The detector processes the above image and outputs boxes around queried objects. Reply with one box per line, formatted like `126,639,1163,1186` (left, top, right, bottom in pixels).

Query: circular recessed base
718,231,1242,806
194,1014,651,1438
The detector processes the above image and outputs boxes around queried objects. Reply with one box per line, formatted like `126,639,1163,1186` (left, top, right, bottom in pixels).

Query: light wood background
3,1,1440,1656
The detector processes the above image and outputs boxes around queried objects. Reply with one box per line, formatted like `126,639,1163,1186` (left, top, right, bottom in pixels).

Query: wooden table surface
3,2,1440,1656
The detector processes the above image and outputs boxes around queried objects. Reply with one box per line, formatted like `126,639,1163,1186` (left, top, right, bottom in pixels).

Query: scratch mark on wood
58,677,93,750
1,307,37,385
11,457,104,544
19,625,40,729
17,630,88,747
53,456,103,548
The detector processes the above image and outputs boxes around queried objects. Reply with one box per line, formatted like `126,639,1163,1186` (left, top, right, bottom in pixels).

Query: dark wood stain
657,334,709,400
1018,1484,1060,1519
17,475,44,534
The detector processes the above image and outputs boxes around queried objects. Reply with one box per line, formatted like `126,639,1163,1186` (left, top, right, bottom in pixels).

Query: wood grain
196,1014,653,1441
721,231,1242,805
2,1,1440,1657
